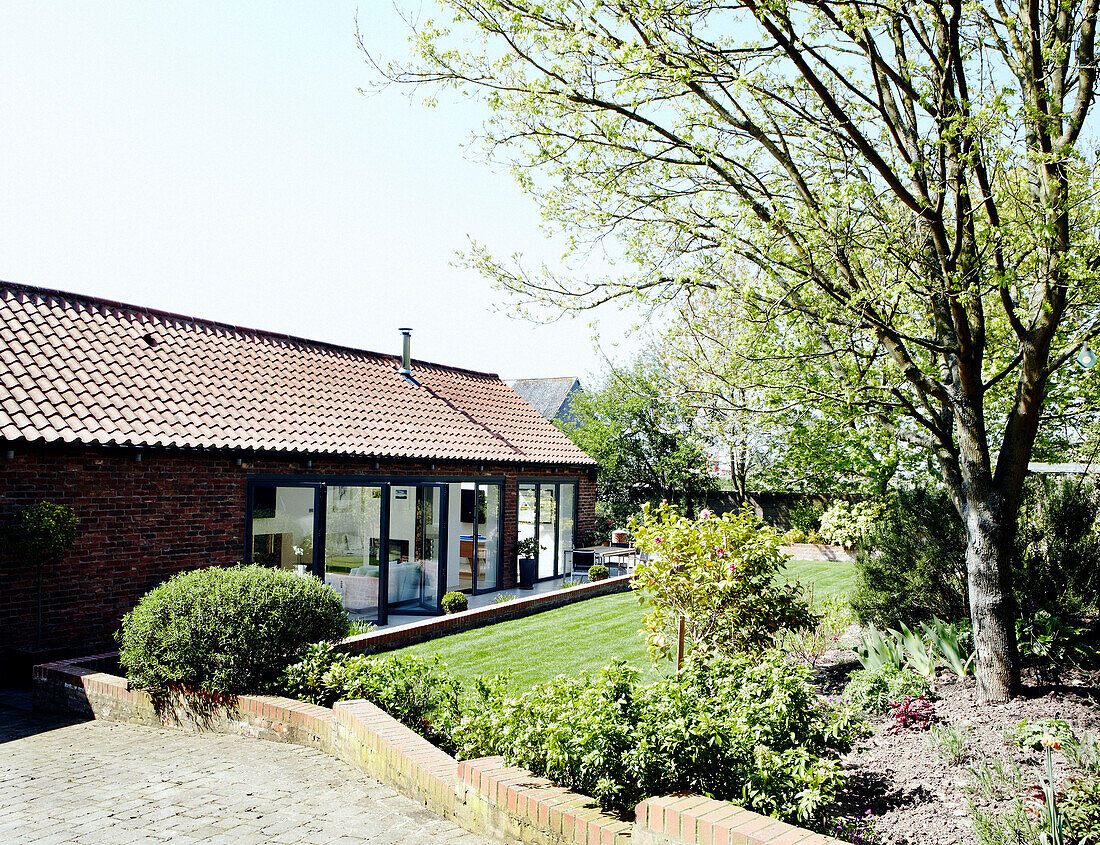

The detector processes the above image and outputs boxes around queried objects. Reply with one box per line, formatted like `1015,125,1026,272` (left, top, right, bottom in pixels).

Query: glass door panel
323,485,382,621
518,482,537,558
387,486,419,607
478,483,502,590
558,483,575,577
250,484,316,574
538,485,557,579
387,484,444,612
415,485,443,610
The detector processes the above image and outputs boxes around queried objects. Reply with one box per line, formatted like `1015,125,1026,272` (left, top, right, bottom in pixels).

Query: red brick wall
0,442,596,659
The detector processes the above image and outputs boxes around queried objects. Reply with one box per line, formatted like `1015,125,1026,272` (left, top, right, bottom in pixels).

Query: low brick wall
340,574,633,655
779,544,856,563
34,656,839,845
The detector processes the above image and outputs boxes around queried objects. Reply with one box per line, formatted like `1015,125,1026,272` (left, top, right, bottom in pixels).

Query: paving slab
0,707,500,844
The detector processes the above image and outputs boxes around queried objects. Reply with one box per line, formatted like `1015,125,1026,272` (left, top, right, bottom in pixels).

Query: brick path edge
34,655,843,845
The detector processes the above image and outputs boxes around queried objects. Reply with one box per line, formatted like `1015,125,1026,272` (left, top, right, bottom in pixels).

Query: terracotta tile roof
0,282,595,465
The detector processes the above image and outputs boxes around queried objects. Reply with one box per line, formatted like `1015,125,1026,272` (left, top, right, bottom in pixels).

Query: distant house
509,377,583,427
0,282,596,660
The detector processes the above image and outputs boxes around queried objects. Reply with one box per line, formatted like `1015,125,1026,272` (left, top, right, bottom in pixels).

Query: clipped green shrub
456,651,863,825
851,487,968,628
118,565,350,694
843,664,931,714
279,642,461,751
588,564,609,581
441,590,469,614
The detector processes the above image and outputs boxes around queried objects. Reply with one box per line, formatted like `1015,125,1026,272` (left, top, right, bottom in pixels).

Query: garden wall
34,655,839,845
777,544,856,562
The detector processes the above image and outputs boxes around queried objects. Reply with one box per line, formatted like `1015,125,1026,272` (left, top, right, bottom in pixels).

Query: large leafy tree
373,0,1100,701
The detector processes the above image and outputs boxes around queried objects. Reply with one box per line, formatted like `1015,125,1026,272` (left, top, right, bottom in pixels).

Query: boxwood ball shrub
441,590,469,614
588,564,609,581
119,565,351,695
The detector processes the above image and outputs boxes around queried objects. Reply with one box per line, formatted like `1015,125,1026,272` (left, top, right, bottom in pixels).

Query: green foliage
515,537,543,559
927,723,973,766
1015,477,1100,616
922,619,974,679
843,664,931,714
851,487,968,628
456,652,862,824
630,502,813,660
587,564,609,581
441,591,469,614
853,627,903,672
7,502,78,564
778,592,853,669
819,500,888,551
1063,775,1100,842
118,565,350,695
1016,611,1096,670
279,642,461,751
789,500,825,533
559,358,716,527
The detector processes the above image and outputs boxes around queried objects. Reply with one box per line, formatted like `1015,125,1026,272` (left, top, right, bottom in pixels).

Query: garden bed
821,652,1100,845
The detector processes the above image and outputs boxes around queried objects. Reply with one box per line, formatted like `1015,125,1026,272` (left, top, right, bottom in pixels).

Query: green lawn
392,590,660,691
390,557,858,690
781,558,858,600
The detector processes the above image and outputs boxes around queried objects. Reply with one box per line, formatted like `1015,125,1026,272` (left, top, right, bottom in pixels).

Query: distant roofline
0,279,502,381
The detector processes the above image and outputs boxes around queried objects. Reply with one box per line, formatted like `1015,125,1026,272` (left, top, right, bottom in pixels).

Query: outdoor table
568,545,639,576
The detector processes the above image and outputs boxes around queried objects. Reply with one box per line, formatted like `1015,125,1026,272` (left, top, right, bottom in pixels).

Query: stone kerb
34,656,841,845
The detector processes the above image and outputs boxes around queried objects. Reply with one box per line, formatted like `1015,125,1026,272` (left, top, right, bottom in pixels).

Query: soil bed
825,654,1100,845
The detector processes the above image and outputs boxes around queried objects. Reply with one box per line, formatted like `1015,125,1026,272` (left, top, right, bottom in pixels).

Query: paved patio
0,706,499,844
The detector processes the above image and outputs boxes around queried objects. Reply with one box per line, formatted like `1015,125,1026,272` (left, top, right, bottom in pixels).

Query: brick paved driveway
0,707,498,844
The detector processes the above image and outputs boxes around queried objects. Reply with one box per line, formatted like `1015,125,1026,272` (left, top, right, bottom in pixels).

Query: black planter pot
518,558,536,590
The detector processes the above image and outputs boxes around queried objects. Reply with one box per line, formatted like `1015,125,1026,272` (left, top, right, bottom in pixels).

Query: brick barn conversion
0,282,597,668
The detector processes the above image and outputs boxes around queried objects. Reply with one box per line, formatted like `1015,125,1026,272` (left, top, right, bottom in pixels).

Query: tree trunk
963,494,1020,702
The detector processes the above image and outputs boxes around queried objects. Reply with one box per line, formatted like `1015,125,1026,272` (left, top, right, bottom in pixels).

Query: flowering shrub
819,500,889,550
629,502,813,660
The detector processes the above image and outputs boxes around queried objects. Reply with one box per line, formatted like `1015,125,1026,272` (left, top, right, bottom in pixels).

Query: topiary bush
279,642,461,752
588,564,609,581
456,651,863,824
441,590,469,614
118,565,351,695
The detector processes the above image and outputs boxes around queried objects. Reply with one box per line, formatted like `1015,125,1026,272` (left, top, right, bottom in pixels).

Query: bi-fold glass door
246,480,448,622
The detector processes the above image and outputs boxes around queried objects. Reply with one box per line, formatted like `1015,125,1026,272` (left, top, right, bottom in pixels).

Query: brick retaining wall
779,544,856,562
33,655,840,845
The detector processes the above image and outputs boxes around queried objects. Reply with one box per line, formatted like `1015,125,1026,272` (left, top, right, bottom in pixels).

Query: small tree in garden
630,502,812,661
8,502,78,650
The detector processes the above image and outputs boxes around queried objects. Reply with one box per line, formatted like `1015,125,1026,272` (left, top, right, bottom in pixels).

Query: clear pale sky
0,3,637,380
